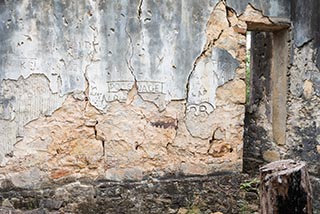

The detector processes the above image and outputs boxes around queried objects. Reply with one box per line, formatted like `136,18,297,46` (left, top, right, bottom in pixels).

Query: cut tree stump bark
260,159,313,214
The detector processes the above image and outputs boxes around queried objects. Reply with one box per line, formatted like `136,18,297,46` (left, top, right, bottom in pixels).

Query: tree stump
260,159,313,214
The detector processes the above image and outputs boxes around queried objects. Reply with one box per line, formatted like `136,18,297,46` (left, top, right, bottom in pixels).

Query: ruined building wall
287,0,320,210
1,0,319,213
0,1,254,212
0,0,247,184
241,0,320,211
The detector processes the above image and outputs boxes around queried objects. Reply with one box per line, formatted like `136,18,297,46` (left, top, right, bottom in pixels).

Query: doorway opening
243,28,289,174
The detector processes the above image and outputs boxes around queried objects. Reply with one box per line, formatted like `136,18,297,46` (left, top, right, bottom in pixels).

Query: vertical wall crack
184,1,226,112
137,0,144,21
185,29,224,116
125,25,137,83
92,121,105,157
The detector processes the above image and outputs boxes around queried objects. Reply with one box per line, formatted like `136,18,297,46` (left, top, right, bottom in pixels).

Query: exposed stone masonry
0,173,245,214
0,0,319,212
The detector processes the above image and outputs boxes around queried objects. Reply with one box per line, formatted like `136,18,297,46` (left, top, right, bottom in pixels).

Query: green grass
240,178,259,192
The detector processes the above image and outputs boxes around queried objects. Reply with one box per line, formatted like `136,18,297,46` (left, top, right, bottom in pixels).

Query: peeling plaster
0,74,65,165
0,0,93,95
0,0,246,179
289,43,320,97
87,0,216,110
292,0,320,48
0,0,223,112
0,0,320,208
187,47,239,115
226,0,291,18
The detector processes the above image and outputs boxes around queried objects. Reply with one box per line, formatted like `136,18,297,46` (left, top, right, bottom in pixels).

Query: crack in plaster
295,38,313,49
184,1,242,140
137,0,143,21
92,121,105,157
183,2,227,139
185,30,224,117
0,74,66,165
246,3,275,24
184,1,226,114
125,25,136,83
0,0,245,177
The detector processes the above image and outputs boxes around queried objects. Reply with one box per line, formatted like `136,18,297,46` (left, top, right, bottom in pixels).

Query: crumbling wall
0,0,250,185
1,0,320,212
240,0,320,211
0,1,251,212
287,0,320,210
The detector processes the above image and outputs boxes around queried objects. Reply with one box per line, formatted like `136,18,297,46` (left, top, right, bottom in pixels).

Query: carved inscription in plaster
3,57,39,74
187,102,215,116
89,80,165,107
86,0,216,110
187,48,239,114
0,1,219,110
106,81,163,94
107,81,134,93
0,1,95,95
137,81,164,94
